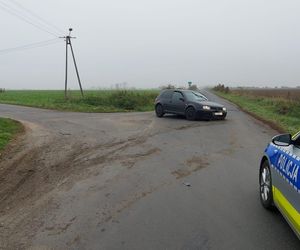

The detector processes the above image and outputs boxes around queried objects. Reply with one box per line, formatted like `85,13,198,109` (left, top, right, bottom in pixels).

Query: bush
160,84,176,90
109,90,138,110
108,90,157,110
213,84,230,93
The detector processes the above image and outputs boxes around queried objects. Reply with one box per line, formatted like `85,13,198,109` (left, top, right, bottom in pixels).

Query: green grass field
0,118,23,151
0,90,160,112
213,90,300,135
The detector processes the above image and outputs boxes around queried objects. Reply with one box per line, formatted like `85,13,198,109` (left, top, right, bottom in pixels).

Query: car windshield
185,91,207,102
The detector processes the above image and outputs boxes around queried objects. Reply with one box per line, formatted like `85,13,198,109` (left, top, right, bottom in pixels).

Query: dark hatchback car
155,89,227,120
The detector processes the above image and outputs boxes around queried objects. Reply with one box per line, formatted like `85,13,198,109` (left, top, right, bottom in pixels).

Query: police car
259,131,300,238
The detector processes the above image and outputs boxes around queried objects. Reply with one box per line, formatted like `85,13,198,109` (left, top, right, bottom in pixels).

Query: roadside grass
0,118,23,151
213,90,300,135
0,90,159,112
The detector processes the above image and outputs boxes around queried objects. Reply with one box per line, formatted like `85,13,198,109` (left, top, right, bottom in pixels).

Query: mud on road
0,91,299,249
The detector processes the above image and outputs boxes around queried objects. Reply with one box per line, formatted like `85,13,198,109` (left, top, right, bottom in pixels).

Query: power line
0,0,60,36
0,38,61,55
0,1,59,37
0,40,60,55
7,0,64,35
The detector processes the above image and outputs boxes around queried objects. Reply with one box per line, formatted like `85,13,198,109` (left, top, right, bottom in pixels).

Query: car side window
161,90,172,99
172,92,184,102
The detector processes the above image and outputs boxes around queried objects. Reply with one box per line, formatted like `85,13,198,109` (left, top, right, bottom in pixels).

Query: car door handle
274,149,278,153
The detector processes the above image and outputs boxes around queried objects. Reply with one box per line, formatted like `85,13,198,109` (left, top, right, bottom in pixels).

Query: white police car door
273,135,300,223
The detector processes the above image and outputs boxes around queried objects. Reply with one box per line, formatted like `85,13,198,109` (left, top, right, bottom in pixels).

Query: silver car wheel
260,166,271,202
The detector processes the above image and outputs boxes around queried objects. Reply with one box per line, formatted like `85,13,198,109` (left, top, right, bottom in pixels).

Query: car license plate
214,112,223,116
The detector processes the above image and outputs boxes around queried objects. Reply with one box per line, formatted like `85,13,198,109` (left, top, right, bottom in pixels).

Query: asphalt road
0,91,299,249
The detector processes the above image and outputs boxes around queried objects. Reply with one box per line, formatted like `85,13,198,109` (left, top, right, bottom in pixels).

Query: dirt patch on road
172,156,210,179
120,148,161,168
0,119,103,249
0,116,162,249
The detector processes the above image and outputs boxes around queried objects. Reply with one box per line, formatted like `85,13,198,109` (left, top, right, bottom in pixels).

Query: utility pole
60,28,84,99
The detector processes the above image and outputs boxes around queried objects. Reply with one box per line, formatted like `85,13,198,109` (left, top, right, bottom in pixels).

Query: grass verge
0,118,23,151
213,90,300,135
0,90,159,112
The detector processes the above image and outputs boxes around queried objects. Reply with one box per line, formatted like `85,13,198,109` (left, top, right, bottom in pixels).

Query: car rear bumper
196,110,227,120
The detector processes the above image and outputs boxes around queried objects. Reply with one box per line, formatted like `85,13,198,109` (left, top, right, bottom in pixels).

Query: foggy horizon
1,0,300,90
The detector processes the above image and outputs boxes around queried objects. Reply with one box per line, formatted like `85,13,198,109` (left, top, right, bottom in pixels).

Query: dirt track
0,91,299,249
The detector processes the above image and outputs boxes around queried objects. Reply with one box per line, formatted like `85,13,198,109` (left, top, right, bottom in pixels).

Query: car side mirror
272,133,292,147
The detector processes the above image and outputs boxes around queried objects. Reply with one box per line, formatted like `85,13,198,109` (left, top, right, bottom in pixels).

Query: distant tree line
160,83,198,91
213,84,230,93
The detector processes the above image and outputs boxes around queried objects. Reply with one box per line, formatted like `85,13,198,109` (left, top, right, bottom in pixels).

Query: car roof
162,89,199,92
177,89,206,94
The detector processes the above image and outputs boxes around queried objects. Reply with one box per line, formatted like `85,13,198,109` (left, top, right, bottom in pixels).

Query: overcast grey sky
0,0,300,89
